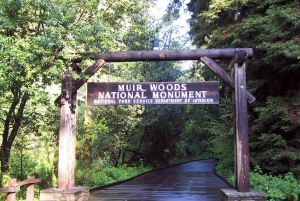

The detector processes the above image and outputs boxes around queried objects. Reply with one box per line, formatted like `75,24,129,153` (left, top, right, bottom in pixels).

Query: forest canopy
187,0,300,178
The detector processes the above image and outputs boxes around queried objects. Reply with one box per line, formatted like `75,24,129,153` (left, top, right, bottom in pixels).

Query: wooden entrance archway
55,48,255,193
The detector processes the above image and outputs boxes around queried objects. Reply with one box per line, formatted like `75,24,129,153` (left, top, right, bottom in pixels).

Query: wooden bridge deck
89,159,230,201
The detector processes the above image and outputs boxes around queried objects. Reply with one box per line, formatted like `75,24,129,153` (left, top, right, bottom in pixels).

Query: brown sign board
87,82,219,105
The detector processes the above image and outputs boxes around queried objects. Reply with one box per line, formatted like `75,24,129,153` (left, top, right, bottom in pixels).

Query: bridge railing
0,176,41,201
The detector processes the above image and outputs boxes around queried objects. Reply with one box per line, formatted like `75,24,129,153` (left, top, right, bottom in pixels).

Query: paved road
89,159,230,201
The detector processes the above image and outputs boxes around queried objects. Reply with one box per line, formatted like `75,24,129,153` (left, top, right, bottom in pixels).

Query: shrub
76,164,152,188
250,167,300,201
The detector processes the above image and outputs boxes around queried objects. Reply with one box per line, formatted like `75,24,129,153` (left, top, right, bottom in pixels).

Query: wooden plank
234,62,250,192
55,59,106,106
200,56,255,104
92,48,253,62
26,176,35,201
90,160,230,199
58,71,74,190
17,178,41,186
232,68,238,190
6,179,17,201
0,187,19,193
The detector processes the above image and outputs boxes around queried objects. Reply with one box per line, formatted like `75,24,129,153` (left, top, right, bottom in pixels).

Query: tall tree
74,0,197,170
0,0,152,185
187,0,300,178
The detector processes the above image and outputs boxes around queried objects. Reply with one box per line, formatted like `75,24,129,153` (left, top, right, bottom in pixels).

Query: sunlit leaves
0,0,155,184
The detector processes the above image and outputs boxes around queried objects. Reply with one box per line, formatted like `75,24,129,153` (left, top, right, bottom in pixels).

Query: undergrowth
250,166,299,201
75,164,152,188
217,165,299,201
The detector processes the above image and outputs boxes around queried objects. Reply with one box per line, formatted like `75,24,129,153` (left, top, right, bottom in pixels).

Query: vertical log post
58,70,76,189
6,179,16,201
26,176,35,201
69,90,77,188
231,68,238,190
234,50,250,192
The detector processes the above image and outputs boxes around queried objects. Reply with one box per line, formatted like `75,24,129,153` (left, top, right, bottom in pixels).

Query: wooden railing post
0,176,40,200
6,179,16,201
26,176,35,201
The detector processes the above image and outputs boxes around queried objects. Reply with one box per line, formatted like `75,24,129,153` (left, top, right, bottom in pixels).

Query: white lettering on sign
149,83,186,91
98,92,147,99
88,82,219,105
118,84,146,91
155,99,183,103
151,91,207,99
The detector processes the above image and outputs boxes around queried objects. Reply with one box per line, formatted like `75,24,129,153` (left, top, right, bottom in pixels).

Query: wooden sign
87,82,219,105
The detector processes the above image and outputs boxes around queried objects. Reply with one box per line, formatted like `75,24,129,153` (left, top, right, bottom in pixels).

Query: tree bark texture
93,48,253,62
234,62,250,192
58,71,76,189
231,68,238,190
55,59,106,106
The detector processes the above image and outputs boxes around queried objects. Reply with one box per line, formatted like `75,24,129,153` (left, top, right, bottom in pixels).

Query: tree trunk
1,91,29,186
115,149,122,167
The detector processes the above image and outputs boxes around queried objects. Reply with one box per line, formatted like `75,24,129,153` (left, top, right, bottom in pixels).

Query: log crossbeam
200,56,255,104
55,48,254,106
74,48,253,63
54,48,254,195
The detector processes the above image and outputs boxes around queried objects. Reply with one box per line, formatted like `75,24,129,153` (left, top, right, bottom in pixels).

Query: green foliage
205,116,235,179
250,95,300,177
76,163,152,188
77,104,146,168
0,0,156,198
253,96,300,133
250,167,300,201
187,0,300,181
